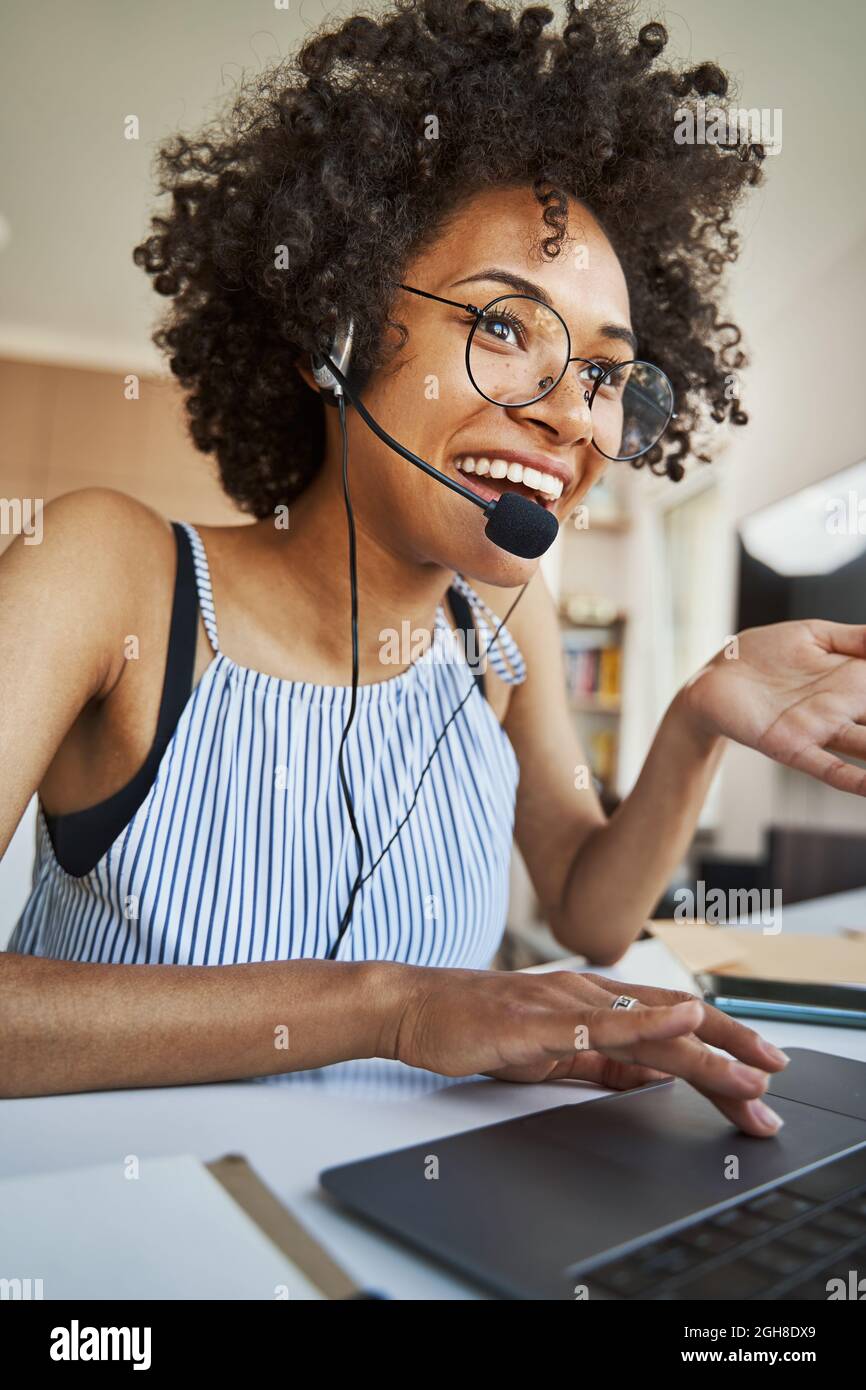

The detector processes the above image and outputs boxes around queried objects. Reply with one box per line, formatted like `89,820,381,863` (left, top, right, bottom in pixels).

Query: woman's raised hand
681,619,866,795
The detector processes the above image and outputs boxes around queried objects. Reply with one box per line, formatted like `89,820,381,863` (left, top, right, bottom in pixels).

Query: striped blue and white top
10,524,526,968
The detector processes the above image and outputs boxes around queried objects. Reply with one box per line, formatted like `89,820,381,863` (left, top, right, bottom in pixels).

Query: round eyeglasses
398,283,675,463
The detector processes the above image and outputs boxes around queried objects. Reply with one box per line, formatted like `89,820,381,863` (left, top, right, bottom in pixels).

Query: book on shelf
562,641,621,703
589,727,617,787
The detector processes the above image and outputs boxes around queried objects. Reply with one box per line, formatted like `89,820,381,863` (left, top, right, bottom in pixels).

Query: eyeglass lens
466,294,673,461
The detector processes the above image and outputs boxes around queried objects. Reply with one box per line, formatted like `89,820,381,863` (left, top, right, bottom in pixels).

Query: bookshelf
558,476,632,807
559,609,626,801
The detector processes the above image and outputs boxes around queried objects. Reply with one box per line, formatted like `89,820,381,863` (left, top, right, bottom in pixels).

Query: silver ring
611,994,639,1011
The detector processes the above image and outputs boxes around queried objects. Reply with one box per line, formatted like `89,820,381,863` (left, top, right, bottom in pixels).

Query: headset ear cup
312,319,355,399
310,350,335,393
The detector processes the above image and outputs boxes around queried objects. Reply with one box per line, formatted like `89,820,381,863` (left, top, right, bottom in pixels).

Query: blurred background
1,0,865,956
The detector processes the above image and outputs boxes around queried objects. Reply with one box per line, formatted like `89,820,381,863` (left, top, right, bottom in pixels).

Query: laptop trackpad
766,1046,866,1119
507,1067,866,1285
320,1048,866,1299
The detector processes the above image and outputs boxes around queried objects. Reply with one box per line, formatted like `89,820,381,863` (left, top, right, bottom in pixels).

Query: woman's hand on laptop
387,966,788,1137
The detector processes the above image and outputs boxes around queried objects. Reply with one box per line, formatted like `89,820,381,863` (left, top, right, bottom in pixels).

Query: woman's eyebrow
450,267,553,304
599,323,639,355
450,268,637,355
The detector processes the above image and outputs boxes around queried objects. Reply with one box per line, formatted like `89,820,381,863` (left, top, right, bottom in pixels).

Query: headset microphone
316,347,559,561
481,488,558,559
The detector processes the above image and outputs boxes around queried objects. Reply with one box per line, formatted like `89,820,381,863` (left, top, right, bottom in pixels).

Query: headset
313,321,559,561
311,321,558,959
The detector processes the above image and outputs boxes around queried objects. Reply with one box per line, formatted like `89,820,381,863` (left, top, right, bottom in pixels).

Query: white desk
3,932,865,1300
774,885,866,934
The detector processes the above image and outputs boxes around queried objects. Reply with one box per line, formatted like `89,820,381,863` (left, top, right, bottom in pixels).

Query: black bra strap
43,522,199,877
445,585,486,699
152,522,199,756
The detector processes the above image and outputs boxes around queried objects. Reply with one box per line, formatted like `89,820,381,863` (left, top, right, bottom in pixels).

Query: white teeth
536,476,564,499
455,456,564,500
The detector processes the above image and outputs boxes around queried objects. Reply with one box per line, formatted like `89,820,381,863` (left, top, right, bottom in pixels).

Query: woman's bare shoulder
36,486,174,554
1,489,180,696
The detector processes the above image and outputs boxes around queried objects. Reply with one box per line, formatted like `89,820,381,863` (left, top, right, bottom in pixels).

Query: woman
2,1,864,1126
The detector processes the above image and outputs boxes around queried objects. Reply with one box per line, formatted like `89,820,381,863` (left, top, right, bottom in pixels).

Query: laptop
320,1047,866,1299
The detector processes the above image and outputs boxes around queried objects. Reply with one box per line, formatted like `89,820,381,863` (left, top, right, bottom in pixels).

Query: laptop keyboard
579,1145,866,1300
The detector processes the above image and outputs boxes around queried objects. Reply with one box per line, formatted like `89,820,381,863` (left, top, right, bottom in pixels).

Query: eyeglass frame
395,280,675,463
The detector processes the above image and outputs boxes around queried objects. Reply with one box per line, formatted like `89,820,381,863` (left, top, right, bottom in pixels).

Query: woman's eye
578,362,605,387
478,314,522,346
579,361,630,395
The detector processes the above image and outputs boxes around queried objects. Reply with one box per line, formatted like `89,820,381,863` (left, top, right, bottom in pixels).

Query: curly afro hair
133,0,763,519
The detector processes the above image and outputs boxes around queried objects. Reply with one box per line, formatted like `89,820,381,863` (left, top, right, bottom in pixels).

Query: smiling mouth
452,455,564,511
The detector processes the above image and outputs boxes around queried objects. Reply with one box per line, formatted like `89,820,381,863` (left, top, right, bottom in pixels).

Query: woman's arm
0,488,133,859
505,574,866,966
1,948,788,1139
0,952,403,1096
502,571,722,963
553,694,724,962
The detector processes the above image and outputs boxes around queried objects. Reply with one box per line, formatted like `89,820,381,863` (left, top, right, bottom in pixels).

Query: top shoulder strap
450,572,527,686
178,522,220,653
445,584,486,698
159,522,201,743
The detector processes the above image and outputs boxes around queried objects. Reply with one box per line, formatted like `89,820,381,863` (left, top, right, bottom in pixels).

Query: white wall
617,229,866,858
716,230,866,857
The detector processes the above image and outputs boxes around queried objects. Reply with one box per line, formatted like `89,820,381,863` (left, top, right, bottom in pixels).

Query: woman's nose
514,369,595,448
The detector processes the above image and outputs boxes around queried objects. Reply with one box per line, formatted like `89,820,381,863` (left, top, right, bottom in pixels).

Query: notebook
0,1152,358,1300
